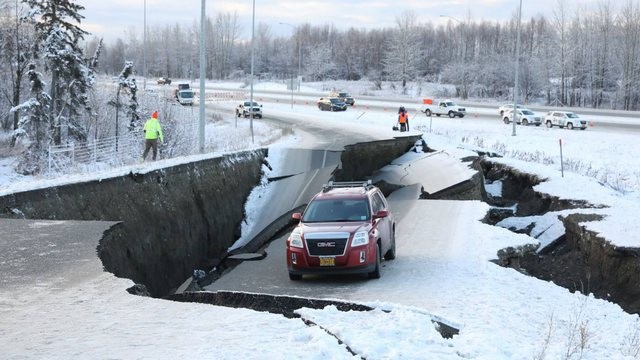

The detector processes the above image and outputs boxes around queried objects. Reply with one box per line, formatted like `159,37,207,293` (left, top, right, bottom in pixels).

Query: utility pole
512,0,523,136
250,0,255,143
279,22,301,92
198,0,205,152
143,0,146,91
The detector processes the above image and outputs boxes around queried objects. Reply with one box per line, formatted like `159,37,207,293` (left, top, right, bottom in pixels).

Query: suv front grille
305,232,350,256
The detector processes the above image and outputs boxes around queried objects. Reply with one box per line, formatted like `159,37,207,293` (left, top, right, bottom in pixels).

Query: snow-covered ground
1,81,640,359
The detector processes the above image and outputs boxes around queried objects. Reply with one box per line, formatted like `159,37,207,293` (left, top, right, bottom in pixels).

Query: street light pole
512,0,523,136
143,0,146,91
297,40,301,92
441,15,467,87
198,0,205,152
279,22,300,96
249,0,255,143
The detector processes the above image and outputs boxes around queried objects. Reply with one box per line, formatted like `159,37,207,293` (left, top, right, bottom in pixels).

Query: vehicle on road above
421,99,466,118
503,109,542,126
498,103,526,116
177,83,190,90
175,89,194,106
318,97,347,111
330,91,355,106
236,101,263,118
157,77,171,85
544,111,588,130
286,180,396,280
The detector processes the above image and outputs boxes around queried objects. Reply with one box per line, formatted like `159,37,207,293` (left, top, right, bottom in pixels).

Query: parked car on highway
175,89,194,106
286,180,396,280
235,101,263,118
157,77,171,85
330,91,355,106
317,97,347,111
498,103,526,117
544,111,588,130
502,109,542,126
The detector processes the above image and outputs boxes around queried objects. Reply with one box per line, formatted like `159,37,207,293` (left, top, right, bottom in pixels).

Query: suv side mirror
373,210,388,219
292,212,301,220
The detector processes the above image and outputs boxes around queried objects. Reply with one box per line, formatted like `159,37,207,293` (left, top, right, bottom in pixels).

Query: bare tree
383,11,421,90
615,0,640,110
304,42,335,81
0,0,34,137
552,0,570,105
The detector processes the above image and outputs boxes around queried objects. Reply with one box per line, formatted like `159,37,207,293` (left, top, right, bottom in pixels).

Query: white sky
75,0,605,42
2,80,640,357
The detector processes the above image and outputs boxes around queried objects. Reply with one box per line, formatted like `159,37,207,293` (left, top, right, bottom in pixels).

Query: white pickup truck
236,101,263,118
421,99,466,118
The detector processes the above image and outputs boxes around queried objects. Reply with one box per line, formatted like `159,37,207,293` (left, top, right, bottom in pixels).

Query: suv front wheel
384,231,396,261
368,243,381,279
289,272,302,281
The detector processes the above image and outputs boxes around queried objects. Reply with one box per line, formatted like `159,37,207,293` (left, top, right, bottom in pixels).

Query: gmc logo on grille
316,241,336,248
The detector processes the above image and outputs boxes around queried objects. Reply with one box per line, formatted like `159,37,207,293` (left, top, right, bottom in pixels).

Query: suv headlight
289,229,303,248
351,231,369,247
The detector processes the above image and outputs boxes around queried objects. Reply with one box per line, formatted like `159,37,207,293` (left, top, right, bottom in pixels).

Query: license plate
319,257,335,266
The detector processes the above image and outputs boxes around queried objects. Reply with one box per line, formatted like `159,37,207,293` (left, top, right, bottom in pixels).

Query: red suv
286,181,396,280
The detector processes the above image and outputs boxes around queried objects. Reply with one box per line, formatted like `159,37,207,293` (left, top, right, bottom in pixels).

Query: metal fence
46,118,199,174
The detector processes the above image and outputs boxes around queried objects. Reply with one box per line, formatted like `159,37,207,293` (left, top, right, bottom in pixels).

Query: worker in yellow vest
142,111,164,161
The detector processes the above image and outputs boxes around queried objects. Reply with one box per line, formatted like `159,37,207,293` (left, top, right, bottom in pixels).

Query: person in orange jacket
398,108,409,132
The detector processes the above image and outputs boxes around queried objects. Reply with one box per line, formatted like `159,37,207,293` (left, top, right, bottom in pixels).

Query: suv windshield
244,101,259,106
302,199,370,222
330,98,342,104
566,113,579,118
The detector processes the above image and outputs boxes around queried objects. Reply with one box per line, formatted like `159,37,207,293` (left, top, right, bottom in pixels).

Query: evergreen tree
22,0,94,144
11,63,51,174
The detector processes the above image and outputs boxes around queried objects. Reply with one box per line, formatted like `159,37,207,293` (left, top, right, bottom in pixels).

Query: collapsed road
1,113,640,334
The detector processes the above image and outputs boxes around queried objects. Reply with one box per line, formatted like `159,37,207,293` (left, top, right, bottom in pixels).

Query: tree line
1,0,640,172
88,1,640,111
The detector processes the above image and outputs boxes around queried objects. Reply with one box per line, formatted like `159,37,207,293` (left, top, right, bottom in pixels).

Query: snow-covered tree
0,0,35,139
107,61,140,146
10,62,51,174
382,11,421,90
304,42,336,81
22,0,94,144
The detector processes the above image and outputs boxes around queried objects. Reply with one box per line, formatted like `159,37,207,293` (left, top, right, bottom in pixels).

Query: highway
202,85,640,133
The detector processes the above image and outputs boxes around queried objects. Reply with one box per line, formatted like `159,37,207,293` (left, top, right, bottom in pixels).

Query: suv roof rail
322,180,373,192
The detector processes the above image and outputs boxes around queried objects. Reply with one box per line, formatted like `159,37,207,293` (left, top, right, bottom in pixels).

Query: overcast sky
76,0,602,42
